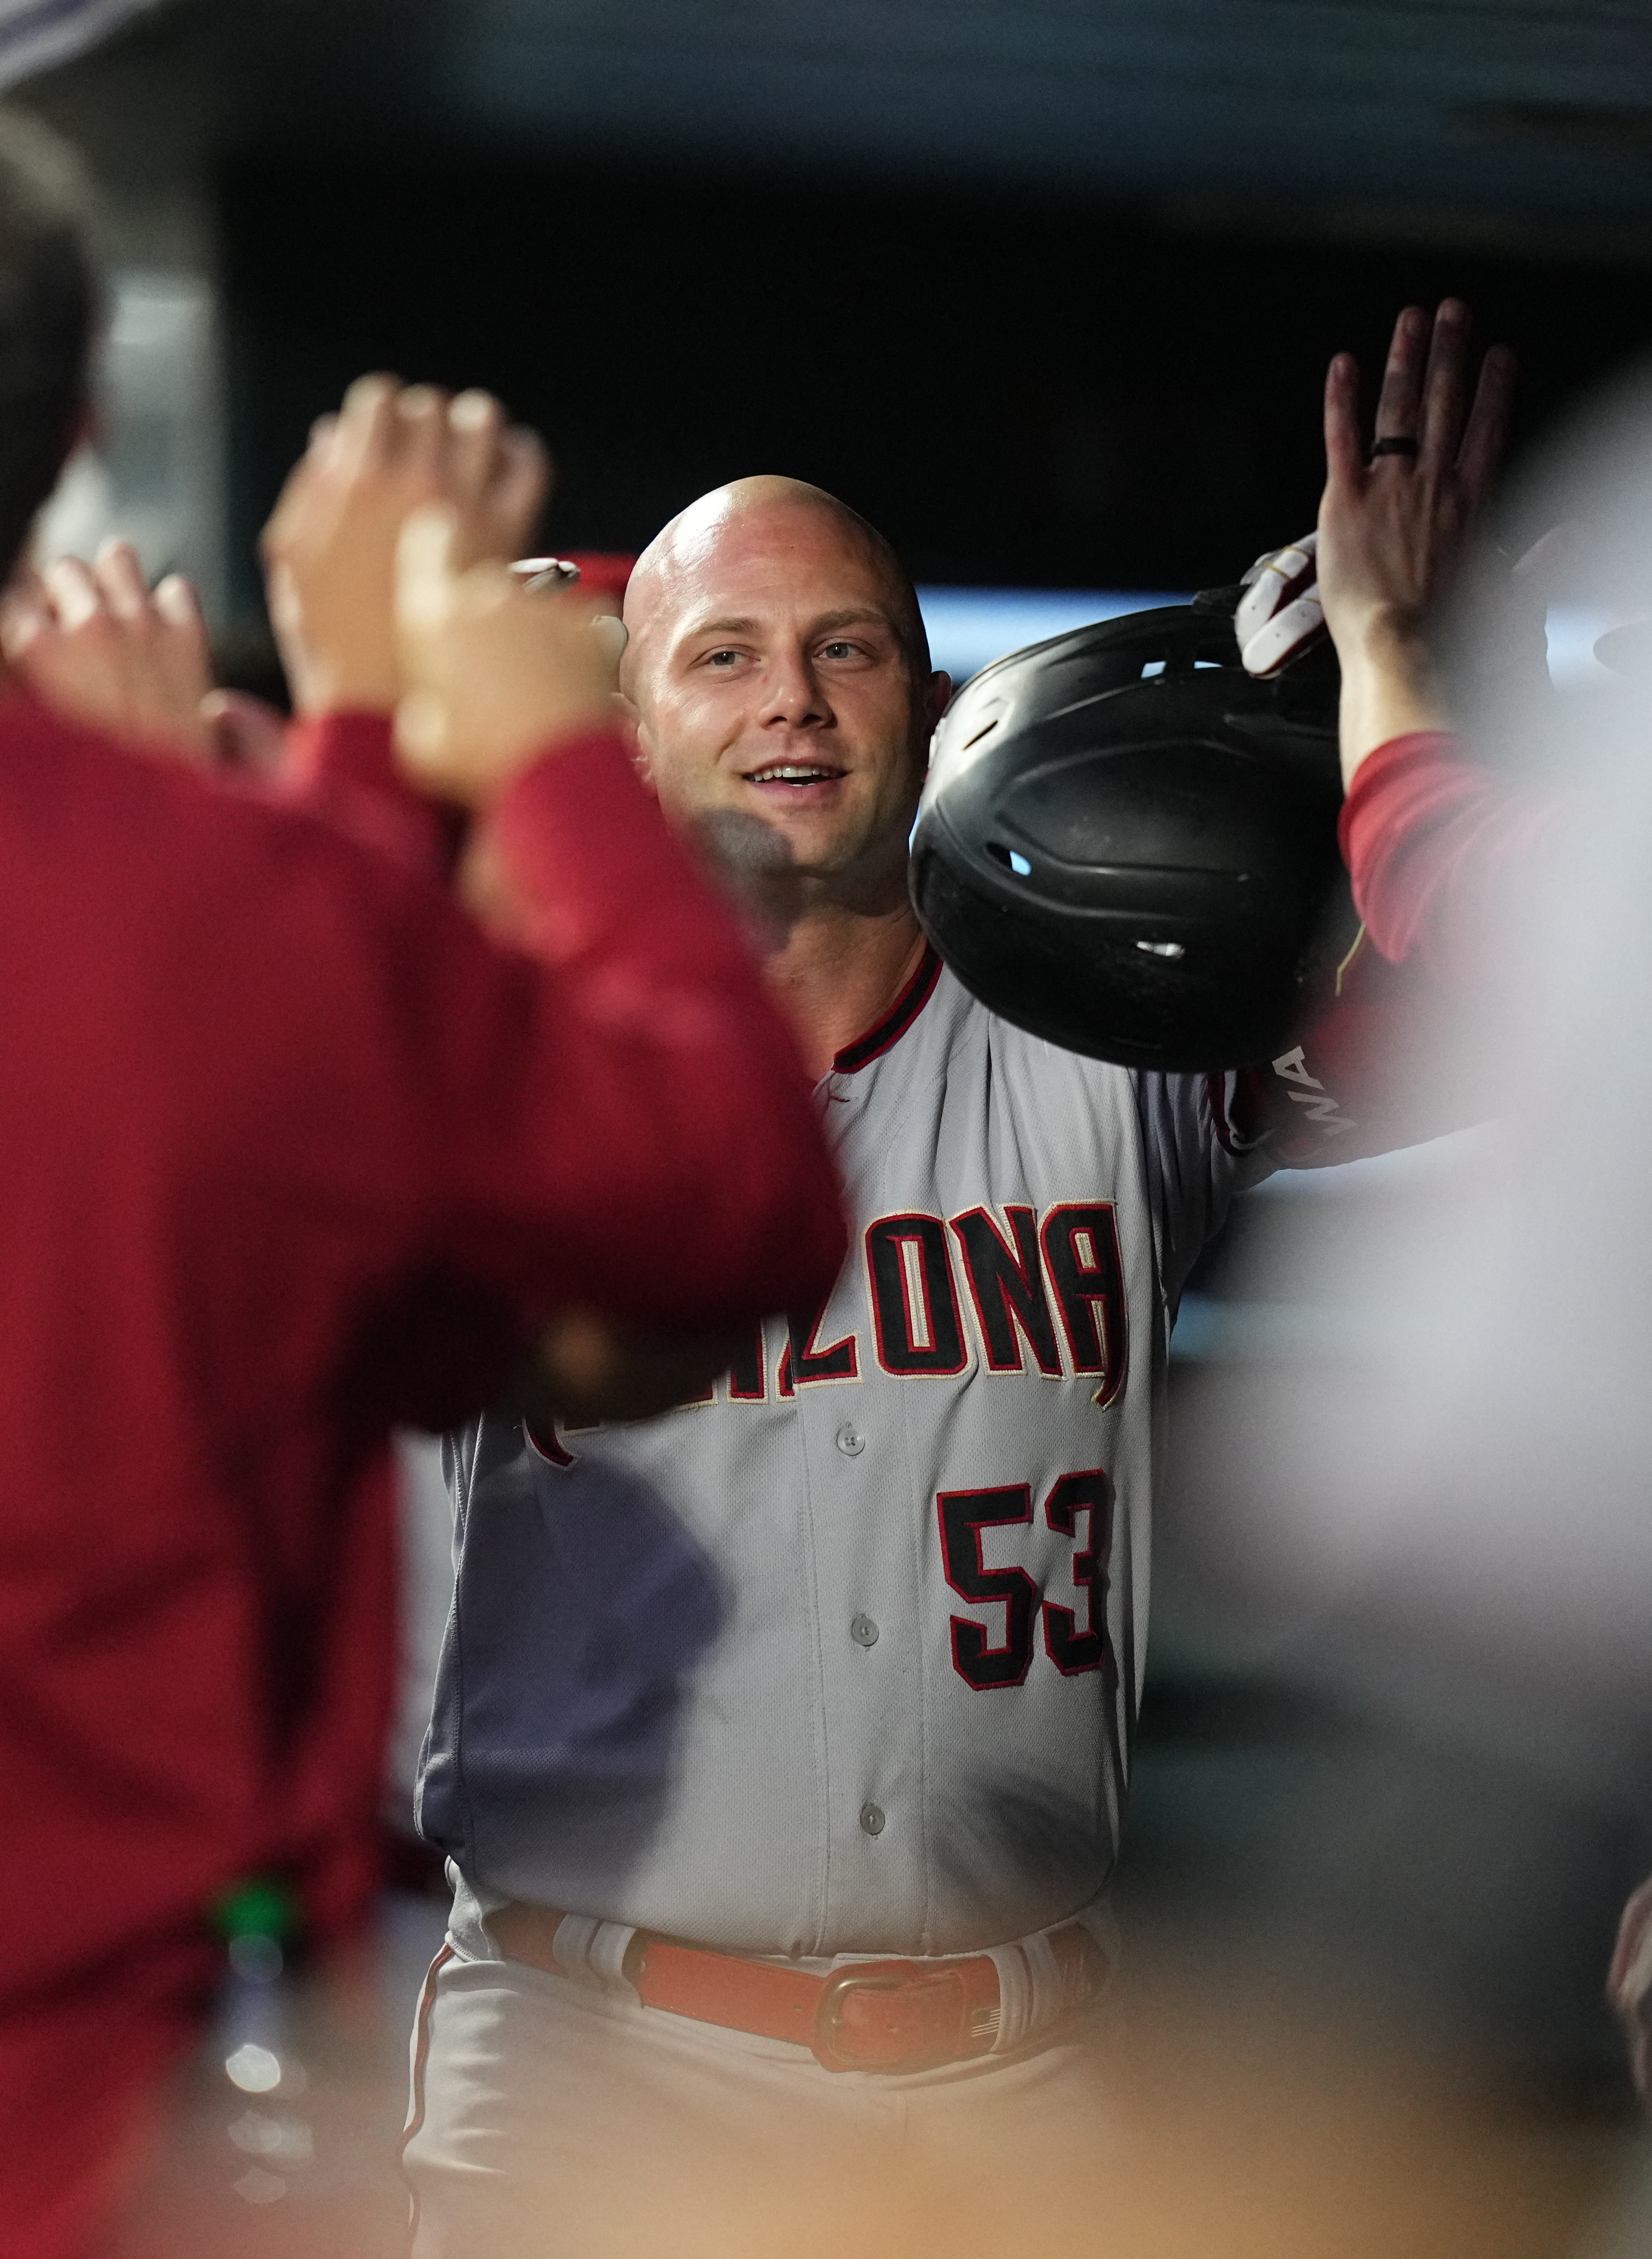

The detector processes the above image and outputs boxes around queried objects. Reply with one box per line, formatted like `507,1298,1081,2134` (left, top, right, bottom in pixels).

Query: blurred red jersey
0,695,843,2256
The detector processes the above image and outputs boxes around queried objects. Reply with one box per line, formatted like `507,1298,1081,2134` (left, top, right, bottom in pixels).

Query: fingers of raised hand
441,393,550,561
335,373,401,477
93,538,150,621
485,425,551,557
45,554,106,634
1456,342,1517,505
149,573,214,711
0,582,46,661
1372,304,1429,452
393,386,448,491
1323,352,1365,486
447,389,504,504
1417,298,1472,475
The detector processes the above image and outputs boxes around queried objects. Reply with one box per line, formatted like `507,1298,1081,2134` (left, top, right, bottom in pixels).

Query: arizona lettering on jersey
526,1198,1125,1449
422,947,1400,1962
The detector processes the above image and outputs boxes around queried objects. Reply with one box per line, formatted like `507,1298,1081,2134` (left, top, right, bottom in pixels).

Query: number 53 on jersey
938,1467,1114,1692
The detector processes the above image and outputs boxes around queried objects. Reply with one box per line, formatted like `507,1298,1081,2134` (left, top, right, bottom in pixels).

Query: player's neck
762,895,929,1082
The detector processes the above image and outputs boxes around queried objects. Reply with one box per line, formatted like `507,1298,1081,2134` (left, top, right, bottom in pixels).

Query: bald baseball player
402,469,1458,2255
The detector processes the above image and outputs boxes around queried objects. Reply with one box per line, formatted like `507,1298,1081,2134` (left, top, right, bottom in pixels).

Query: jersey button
860,1802,885,1837
835,1422,865,1456
851,1613,879,1648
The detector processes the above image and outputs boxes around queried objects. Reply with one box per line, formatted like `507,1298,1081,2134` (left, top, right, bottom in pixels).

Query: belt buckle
812,1959,967,2074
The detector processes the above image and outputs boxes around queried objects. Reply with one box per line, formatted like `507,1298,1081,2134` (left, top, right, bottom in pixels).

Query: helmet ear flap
910,595,1355,1075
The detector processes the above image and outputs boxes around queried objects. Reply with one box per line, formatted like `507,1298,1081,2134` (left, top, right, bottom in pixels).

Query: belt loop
985,1938,1034,2053
552,1912,640,1999
985,1924,1087,2055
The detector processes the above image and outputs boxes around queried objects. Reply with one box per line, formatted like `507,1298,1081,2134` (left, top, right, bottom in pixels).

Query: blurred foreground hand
262,374,548,718
393,504,622,810
516,1307,741,1428
2,541,215,761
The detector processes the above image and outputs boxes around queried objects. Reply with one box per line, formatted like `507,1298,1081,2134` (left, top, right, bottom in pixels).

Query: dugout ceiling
120,0,1652,250
24,0,1652,595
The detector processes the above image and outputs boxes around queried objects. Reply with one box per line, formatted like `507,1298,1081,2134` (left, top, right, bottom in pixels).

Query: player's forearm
1338,730,1579,980
478,732,848,1330
1335,607,1450,791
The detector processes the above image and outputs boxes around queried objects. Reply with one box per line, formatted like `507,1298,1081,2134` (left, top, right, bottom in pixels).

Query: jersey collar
831,944,943,1075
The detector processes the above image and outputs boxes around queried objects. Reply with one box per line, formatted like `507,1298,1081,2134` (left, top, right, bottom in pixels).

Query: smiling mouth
742,762,847,788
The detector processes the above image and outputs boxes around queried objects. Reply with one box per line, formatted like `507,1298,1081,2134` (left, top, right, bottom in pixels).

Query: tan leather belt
489,1901,1105,2073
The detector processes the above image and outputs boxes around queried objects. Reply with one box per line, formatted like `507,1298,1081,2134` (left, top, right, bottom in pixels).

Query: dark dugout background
225,155,1652,605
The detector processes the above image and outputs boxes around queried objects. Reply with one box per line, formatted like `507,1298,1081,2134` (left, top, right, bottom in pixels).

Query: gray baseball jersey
420,947,1347,1960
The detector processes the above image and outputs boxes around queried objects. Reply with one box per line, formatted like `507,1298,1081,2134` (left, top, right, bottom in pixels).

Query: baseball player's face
625,501,947,897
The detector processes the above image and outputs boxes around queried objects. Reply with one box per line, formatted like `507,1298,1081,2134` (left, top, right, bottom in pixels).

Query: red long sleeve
282,707,463,878
1338,731,1582,982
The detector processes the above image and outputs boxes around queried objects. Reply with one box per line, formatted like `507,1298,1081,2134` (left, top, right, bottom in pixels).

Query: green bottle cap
213,1876,299,1945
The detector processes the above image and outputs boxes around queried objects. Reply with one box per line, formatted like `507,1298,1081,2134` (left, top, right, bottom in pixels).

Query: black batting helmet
908,589,1357,1073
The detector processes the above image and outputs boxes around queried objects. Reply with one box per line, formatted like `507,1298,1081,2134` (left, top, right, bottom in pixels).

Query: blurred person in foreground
0,121,846,2259
1276,301,1652,2128
381,389,1525,2249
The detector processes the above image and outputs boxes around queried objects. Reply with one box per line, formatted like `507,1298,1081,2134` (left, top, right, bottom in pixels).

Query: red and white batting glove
1236,531,1327,678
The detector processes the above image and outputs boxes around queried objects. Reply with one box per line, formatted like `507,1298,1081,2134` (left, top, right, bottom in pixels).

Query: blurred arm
1338,730,1581,978
367,722,846,1424
371,502,845,1414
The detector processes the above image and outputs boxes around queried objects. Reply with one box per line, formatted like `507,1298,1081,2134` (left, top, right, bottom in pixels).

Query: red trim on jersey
832,945,943,1074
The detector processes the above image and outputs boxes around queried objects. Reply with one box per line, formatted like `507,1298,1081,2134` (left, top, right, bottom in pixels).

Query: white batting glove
1236,531,1327,677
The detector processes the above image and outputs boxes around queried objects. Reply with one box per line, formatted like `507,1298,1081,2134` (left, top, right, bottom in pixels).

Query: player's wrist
1337,614,1449,789
1352,600,1434,667
393,690,616,809
287,649,400,720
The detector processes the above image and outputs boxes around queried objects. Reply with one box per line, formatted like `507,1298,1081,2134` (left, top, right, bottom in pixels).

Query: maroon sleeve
1337,730,1579,980
391,728,848,1384
282,709,463,880
266,709,845,1411
1212,733,1588,1170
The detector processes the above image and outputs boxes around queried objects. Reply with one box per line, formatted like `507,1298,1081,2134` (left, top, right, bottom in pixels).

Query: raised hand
262,376,549,718
393,504,622,811
1319,301,1515,641
1317,300,1516,782
2,540,216,761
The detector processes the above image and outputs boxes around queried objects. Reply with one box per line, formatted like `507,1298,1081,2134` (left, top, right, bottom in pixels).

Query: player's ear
918,670,951,763
625,701,660,796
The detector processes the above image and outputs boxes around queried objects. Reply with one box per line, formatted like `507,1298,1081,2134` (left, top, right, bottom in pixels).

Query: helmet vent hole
962,718,1000,749
1194,659,1223,671
987,842,1032,878
1140,659,1166,679
1135,939,1185,960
